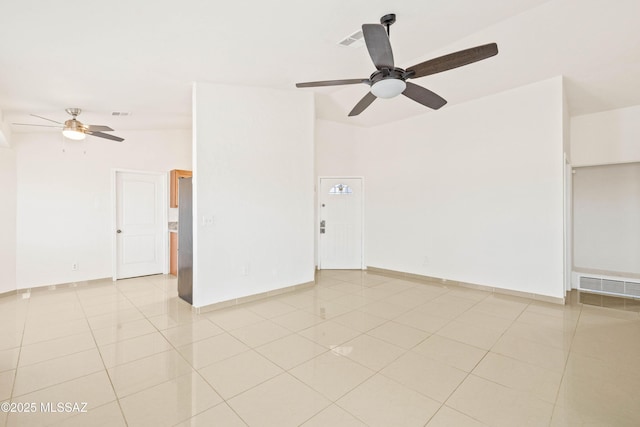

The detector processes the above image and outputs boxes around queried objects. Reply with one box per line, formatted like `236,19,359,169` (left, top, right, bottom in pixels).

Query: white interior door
116,171,164,279
319,178,363,269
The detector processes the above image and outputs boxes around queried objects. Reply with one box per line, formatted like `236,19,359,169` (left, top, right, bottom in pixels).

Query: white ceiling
1,0,639,132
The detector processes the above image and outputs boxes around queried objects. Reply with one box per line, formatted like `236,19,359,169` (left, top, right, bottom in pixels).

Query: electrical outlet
202,215,214,226
422,256,429,266
71,262,79,271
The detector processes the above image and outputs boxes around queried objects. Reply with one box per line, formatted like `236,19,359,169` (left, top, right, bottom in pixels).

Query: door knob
117,229,122,234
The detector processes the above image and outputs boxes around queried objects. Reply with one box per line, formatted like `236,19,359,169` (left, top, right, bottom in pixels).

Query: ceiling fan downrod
380,13,396,37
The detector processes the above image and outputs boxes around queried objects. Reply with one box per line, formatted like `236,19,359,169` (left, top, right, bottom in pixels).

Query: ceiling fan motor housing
64,118,85,131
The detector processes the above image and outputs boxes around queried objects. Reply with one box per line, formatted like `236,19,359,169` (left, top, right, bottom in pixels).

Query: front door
115,171,164,279
318,177,363,269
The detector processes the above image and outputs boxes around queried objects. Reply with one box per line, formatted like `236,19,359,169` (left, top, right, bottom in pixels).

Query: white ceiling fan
13,108,125,142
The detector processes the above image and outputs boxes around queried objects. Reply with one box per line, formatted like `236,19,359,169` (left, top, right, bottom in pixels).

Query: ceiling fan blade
348,92,377,117
30,114,63,125
87,125,114,132
406,43,498,79
296,78,369,88
362,24,394,69
86,131,124,142
12,123,62,128
402,82,447,110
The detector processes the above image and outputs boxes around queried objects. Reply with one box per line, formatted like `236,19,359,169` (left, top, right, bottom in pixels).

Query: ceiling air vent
338,30,364,48
111,112,130,116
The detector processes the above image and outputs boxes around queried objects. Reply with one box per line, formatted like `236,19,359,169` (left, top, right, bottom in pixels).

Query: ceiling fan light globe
62,129,86,140
63,118,86,140
371,78,406,99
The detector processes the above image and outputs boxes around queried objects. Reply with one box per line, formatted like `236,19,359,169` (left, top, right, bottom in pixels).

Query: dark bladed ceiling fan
12,108,125,142
296,13,498,116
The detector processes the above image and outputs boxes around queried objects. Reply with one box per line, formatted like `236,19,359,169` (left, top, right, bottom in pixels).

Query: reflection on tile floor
1,271,639,426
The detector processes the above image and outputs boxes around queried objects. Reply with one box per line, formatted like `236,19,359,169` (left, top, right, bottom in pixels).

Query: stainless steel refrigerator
178,177,193,304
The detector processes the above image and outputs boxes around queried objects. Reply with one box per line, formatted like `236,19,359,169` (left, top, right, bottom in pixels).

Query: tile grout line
6,272,628,426
302,288,405,427
111,275,222,426
73,280,133,427
121,276,252,426
420,294,532,426
439,296,582,426
548,301,584,426
5,284,131,423
73,276,200,423
410,291,496,423
7,291,31,404
284,277,476,425
187,276,398,425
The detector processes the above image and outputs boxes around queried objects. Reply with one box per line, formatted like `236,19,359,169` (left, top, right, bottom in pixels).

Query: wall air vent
578,274,640,298
602,279,625,294
580,276,601,291
338,30,365,48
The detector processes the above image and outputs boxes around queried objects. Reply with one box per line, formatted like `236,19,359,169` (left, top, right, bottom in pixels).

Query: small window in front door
329,184,353,195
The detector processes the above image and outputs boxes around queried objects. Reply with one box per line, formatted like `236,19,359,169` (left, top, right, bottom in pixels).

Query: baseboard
0,289,17,299
0,277,115,300
194,280,316,314
366,266,565,305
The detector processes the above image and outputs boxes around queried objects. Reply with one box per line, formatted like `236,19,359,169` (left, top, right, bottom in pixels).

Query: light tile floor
1,271,639,426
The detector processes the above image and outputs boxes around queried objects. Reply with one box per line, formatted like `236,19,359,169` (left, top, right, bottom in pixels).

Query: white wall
315,120,361,177
573,163,640,275
193,83,315,307
571,105,640,166
14,129,191,289
0,147,17,293
317,77,566,298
